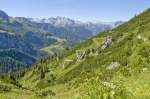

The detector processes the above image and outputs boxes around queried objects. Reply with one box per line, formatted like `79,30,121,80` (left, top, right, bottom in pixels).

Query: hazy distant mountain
26,17,124,45
28,17,122,35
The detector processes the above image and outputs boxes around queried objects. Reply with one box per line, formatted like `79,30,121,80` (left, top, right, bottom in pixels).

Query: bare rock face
101,36,112,49
107,62,120,70
85,48,91,54
76,51,85,61
76,48,95,61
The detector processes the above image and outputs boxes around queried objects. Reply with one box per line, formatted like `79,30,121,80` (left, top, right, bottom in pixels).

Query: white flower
102,82,115,89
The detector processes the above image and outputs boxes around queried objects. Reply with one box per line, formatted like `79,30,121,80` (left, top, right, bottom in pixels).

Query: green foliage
35,89,56,97
139,44,150,57
0,84,12,92
79,79,133,99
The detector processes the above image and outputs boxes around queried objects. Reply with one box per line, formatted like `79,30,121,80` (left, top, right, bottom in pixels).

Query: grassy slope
1,9,150,99
41,36,66,55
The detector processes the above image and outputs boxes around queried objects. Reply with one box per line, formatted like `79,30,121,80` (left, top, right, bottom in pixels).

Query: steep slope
0,9,120,73
0,30,38,73
0,9,119,72
0,10,62,73
0,49,36,64
0,30,42,56
0,17,59,49
15,8,150,99
0,10,9,23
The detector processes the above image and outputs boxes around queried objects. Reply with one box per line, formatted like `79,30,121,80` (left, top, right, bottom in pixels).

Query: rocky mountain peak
0,10,9,21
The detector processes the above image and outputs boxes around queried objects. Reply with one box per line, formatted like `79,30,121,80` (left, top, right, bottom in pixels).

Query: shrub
0,84,12,92
79,79,134,99
35,89,56,97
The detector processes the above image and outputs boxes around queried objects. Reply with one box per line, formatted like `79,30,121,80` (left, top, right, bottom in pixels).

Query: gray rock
76,51,85,60
107,62,120,70
101,36,112,49
85,48,91,54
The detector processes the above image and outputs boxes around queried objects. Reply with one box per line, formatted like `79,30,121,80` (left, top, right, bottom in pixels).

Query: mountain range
0,9,122,73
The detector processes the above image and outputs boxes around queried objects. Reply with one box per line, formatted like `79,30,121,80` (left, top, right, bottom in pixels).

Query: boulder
107,62,120,70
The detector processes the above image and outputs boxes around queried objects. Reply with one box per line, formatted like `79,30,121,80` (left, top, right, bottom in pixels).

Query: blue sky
0,0,150,22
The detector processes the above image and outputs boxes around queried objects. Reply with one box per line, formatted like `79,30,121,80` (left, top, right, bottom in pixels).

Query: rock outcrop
76,51,85,61
76,48,95,61
107,62,120,70
101,36,112,49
